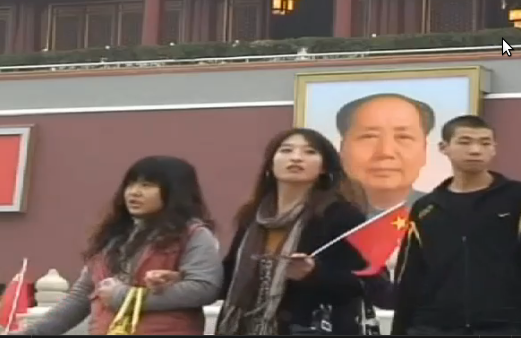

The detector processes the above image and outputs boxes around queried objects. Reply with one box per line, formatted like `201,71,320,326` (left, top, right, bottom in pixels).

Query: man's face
340,97,427,193
439,127,495,173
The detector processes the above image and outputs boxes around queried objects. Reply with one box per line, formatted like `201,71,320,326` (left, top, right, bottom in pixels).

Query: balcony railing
0,44,518,74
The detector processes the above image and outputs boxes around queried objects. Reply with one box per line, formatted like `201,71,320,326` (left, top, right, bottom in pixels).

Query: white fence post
17,269,69,330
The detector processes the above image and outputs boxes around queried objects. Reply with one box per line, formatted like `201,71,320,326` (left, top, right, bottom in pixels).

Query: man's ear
438,140,448,156
339,138,349,164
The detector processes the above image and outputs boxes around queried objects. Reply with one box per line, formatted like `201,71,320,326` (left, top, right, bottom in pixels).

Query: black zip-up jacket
392,172,521,335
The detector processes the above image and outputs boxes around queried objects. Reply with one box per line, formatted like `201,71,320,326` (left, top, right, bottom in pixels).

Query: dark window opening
50,1,144,51
160,0,186,44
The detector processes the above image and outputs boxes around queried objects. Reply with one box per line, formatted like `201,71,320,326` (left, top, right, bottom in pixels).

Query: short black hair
336,93,436,136
441,115,493,142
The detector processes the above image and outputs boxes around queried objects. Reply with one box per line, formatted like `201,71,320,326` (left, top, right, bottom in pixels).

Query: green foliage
0,28,519,68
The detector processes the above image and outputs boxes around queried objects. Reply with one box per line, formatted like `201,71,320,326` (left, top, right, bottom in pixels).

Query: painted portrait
294,67,486,217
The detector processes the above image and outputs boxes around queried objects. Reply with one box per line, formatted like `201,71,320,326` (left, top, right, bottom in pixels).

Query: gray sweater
18,228,223,335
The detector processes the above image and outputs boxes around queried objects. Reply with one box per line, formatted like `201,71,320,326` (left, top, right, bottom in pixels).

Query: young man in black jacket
392,115,521,335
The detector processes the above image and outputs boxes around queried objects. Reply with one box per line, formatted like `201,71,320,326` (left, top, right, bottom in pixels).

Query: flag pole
310,202,406,257
2,258,28,335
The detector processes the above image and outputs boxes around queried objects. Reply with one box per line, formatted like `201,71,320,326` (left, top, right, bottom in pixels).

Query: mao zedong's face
340,97,427,196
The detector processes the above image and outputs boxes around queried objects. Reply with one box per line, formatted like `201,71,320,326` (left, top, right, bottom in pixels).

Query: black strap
289,304,333,335
360,280,381,335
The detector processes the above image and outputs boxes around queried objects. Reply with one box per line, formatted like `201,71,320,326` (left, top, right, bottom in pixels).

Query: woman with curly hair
15,156,222,335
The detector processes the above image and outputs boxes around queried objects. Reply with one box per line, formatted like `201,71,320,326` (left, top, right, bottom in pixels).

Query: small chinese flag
0,259,32,333
345,203,410,276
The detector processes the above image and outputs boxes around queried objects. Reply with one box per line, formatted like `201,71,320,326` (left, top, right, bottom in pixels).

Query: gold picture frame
292,66,492,208
294,66,490,128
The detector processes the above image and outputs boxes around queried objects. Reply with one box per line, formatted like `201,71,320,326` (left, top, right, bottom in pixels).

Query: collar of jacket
428,171,511,209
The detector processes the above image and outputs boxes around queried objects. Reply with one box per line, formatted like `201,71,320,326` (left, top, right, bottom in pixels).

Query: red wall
483,99,521,180
0,98,519,282
0,106,293,281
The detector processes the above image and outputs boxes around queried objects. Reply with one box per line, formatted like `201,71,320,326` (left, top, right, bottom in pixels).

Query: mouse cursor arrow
502,38,513,57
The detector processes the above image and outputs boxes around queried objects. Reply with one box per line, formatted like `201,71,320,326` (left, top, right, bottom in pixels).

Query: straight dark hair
441,115,493,142
235,128,367,229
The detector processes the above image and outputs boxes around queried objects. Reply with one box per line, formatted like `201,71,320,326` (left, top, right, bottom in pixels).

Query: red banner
0,126,33,212
0,135,22,206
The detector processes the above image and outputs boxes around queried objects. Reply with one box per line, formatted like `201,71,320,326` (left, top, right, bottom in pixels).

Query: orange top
264,228,290,255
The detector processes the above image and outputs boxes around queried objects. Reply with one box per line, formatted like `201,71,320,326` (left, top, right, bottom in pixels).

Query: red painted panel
0,136,21,206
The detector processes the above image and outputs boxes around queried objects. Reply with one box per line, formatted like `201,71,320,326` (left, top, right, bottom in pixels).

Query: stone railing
15,269,394,335
0,43,520,74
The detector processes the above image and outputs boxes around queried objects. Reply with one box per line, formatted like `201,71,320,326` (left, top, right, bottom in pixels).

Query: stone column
333,0,354,38
403,0,423,34
141,0,162,45
12,1,37,53
17,269,69,330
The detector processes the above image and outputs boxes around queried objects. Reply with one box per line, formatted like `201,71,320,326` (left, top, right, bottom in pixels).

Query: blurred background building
0,0,520,54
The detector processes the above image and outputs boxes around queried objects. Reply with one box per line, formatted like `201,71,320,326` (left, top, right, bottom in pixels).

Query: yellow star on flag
392,216,408,231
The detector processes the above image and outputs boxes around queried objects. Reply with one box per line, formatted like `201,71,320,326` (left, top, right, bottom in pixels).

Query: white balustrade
16,269,88,335
15,269,394,335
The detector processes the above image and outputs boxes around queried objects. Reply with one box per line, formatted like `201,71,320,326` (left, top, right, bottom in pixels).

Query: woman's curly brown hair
83,156,215,275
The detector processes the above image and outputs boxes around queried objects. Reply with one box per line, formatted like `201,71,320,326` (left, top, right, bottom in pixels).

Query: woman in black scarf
215,128,392,335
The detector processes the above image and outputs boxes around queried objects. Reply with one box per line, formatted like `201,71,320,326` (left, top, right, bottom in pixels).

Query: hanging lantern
272,0,298,15
509,9,521,27
509,0,521,28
